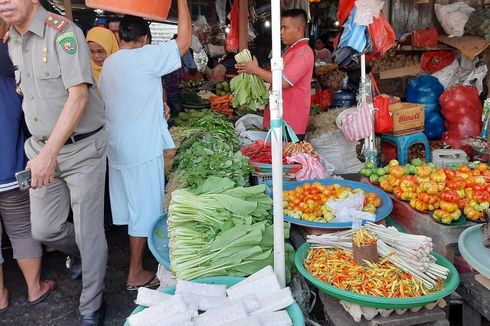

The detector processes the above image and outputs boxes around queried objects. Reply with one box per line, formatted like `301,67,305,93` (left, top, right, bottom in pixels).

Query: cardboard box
387,103,425,136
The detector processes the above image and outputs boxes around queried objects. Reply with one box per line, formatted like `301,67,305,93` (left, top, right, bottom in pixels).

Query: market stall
79,0,490,324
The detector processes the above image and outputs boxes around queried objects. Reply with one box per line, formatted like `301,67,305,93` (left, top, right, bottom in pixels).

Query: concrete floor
0,226,158,326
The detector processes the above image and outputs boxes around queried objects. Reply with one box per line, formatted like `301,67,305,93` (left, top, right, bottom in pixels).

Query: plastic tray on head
265,178,393,229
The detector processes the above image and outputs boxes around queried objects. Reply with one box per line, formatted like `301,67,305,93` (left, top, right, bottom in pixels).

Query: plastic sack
373,95,393,134
354,0,384,26
234,114,266,147
440,85,483,155
435,2,475,37
412,28,438,47
338,8,368,53
325,193,376,222
367,13,395,60
421,51,455,73
340,101,373,142
407,75,445,140
286,153,326,181
431,59,460,89
463,64,488,95
337,0,356,26
311,88,333,110
225,0,239,51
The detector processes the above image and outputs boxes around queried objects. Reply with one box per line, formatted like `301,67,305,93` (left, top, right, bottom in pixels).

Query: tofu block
254,311,293,326
127,294,196,326
252,288,295,314
227,273,281,301
221,317,262,326
180,292,231,311
192,301,249,326
135,288,172,307
176,280,227,297
206,294,260,313
228,265,275,290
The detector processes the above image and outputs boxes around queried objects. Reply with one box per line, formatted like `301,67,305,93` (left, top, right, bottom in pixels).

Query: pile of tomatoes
283,182,382,222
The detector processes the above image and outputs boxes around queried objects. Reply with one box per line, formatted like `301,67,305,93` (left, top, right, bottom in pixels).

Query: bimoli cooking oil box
387,103,425,136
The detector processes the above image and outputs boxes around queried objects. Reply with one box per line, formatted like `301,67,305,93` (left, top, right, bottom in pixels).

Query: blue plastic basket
125,276,305,326
265,178,393,229
147,214,170,269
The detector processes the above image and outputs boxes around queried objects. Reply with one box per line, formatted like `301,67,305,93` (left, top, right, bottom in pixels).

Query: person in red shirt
236,9,314,140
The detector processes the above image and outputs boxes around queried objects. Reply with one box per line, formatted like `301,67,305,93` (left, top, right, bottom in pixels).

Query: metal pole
270,0,285,287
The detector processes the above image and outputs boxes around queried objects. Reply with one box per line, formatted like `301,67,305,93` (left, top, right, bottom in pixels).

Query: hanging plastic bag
420,51,455,73
338,8,368,53
225,0,239,51
340,100,373,142
371,75,393,134
337,0,356,26
367,13,395,60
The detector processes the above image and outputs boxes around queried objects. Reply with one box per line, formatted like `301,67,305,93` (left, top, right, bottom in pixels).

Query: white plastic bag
325,193,376,223
354,0,384,26
434,2,475,37
432,59,460,89
235,114,267,147
464,64,488,95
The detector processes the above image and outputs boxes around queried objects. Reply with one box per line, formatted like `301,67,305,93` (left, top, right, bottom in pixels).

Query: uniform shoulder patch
45,14,69,31
56,31,77,55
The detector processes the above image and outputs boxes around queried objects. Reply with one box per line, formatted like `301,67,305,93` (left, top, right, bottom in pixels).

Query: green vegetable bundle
172,133,252,189
230,49,270,111
168,177,295,280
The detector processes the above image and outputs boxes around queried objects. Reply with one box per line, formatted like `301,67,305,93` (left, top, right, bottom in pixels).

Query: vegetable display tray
125,276,305,326
458,224,490,279
266,178,393,229
296,243,460,309
148,214,170,269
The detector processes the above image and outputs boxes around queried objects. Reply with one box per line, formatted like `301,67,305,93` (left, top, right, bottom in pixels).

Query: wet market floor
1,225,157,326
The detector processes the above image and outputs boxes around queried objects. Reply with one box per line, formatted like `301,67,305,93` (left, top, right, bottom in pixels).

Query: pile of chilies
306,223,449,297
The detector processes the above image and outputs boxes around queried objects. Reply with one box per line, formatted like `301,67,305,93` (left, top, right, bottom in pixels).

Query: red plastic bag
226,0,239,51
371,76,393,133
374,95,393,134
312,89,333,110
367,13,395,61
440,85,482,156
420,51,455,73
337,0,355,27
412,28,438,47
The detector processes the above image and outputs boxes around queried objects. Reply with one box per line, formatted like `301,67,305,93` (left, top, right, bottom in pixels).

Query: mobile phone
15,166,61,190
15,169,32,190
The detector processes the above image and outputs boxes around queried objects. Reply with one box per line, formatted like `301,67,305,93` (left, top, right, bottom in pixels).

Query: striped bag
340,100,373,142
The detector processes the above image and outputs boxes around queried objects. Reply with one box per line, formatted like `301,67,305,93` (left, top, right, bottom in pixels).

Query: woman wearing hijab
86,27,119,84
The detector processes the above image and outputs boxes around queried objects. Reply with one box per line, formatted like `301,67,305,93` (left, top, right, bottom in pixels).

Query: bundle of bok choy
230,49,270,112
168,177,295,280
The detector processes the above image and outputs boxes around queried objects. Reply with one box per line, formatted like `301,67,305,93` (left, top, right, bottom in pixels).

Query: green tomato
365,162,375,169
376,168,386,176
378,175,388,182
369,174,379,183
360,168,367,175
410,166,417,175
411,158,423,167
364,169,373,177
404,166,412,175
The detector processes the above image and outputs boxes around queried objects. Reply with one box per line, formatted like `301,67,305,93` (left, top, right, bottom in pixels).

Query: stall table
361,177,471,261
319,292,449,326
456,272,490,326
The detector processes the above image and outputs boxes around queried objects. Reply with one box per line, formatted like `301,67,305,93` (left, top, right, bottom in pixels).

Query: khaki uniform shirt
8,6,104,139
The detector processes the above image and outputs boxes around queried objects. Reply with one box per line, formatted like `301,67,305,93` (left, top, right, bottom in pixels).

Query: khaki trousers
25,129,108,315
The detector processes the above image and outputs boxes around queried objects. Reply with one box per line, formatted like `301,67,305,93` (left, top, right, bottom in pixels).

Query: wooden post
63,0,73,21
238,0,248,50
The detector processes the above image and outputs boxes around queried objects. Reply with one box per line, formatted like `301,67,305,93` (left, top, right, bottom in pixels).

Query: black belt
38,126,104,145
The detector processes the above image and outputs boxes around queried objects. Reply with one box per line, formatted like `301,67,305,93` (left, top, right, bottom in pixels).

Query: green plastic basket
295,243,460,309
125,276,305,325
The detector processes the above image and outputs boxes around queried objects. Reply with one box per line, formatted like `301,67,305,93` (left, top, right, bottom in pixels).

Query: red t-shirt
263,39,314,135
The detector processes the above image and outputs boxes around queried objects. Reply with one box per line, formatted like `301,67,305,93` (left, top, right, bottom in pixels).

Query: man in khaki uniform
1,1,107,324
